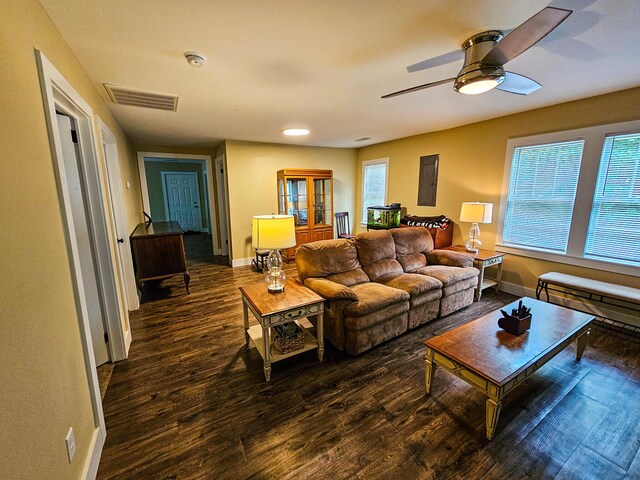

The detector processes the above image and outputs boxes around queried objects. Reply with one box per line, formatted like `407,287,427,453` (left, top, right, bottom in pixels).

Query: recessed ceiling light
283,128,309,136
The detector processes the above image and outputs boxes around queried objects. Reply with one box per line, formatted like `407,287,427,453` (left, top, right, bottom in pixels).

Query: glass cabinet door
278,179,286,215
313,178,332,226
285,178,308,226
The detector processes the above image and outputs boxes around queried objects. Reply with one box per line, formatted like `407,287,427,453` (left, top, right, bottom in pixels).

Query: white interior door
57,113,109,366
163,172,202,231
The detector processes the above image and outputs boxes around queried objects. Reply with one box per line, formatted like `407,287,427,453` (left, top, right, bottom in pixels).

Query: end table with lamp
456,202,503,301
244,214,325,381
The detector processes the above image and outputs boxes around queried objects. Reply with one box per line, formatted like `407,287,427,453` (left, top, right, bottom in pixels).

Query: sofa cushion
397,252,427,272
326,269,369,287
355,230,404,281
304,278,358,301
296,238,363,283
344,301,409,331
377,272,442,297
426,249,474,268
415,265,479,287
344,282,409,316
391,227,434,256
442,276,478,296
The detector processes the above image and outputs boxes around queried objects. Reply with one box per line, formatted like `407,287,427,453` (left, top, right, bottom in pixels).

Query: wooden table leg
263,324,271,382
486,397,502,440
475,261,485,302
317,311,324,362
184,271,191,294
495,261,504,294
576,329,590,361
425,348,436,394
242,300,250,349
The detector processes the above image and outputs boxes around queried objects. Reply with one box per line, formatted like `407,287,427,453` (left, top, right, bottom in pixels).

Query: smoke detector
184,51,206,67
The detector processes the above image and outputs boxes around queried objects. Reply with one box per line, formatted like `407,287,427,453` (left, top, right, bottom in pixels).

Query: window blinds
584,133,640,265
503,140,584,252
362,163,387,223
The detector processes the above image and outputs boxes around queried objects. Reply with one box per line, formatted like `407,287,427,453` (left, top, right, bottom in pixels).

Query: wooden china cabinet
277,169,333,261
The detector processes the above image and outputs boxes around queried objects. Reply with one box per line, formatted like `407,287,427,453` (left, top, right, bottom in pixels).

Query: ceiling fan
382,6,572,99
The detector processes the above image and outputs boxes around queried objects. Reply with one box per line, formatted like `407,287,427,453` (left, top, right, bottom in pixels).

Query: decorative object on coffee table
252,214,296,293
240,280,325,381
459,202,493,253
498,300,532,335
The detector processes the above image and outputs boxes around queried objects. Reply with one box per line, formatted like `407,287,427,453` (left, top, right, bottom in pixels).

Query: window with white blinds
361,158,388,224
584,132,640,264
502,140,584,252
498,120,640,275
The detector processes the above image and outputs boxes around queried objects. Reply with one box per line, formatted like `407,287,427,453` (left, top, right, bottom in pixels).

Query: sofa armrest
304,278,359,302
426,249,474,268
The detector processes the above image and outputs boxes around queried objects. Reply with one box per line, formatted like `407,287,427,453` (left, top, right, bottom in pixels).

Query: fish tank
367,203,401,230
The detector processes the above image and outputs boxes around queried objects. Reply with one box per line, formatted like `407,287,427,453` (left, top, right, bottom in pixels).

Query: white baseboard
231,257,253,267
498,280,640,328
82,427,104,480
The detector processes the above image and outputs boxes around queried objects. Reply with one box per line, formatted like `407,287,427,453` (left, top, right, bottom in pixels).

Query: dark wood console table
130,221,190,294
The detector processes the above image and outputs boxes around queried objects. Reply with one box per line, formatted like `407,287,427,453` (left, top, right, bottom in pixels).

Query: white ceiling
40,0,640,148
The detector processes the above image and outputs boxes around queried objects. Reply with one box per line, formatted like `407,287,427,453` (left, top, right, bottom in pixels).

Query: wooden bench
536,272,640,335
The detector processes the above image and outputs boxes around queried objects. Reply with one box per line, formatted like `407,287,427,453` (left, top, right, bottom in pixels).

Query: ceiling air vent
104,84,178,111
354,137,371,142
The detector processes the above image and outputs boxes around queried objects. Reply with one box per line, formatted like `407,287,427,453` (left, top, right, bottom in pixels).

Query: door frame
36,50,111,478
137,152,221,254
214,155,230,257
96,116,138,335
161,171,203,231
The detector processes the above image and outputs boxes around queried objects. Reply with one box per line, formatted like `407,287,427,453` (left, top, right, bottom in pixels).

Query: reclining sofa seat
295,238,410,355
391,227,479,316
354,230,443,329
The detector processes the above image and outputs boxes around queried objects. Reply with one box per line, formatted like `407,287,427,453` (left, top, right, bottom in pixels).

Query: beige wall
0,1,141,478
356,87,640,291
225,141,357,261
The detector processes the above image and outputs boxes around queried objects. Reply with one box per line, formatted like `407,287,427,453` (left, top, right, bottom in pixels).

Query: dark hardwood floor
97,238,640,479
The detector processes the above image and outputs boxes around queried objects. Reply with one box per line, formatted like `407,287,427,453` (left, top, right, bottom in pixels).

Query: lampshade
252,215,296,249
459,202,493,224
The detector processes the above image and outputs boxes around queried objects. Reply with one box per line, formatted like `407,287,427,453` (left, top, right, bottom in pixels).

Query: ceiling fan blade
496,72,542,95
482,6,572,66
407,50,464,73
382,78,455,99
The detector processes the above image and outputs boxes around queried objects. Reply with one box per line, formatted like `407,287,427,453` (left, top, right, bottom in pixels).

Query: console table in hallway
130,221,190,294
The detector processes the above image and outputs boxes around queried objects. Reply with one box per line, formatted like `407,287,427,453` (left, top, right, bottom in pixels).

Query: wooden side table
442,246,505,302
239,280,325,381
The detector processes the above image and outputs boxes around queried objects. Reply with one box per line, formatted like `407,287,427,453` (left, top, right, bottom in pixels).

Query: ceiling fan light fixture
454,66,505,95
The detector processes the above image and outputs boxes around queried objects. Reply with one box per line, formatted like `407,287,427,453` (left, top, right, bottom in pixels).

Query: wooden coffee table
424,298,593,440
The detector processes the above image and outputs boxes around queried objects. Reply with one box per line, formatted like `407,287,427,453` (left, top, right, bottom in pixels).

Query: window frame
361,157,389,225
496,119,640,278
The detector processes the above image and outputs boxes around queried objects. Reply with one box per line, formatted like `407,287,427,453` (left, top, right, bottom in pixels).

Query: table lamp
252,215,296,293
459,202,493,253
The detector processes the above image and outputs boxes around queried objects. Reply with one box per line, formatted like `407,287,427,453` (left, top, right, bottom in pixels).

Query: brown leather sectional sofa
295,227,479,354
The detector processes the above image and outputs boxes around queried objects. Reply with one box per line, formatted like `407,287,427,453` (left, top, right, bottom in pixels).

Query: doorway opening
137,152,229,264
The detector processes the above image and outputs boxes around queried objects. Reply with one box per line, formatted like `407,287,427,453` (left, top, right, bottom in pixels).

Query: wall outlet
65,427,76,463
